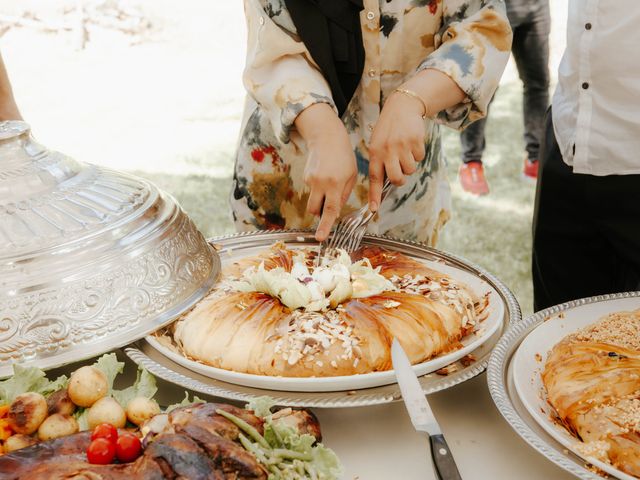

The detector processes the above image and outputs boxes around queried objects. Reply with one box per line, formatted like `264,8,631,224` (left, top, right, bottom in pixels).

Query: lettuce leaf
164,391,205,413
247,396,276,418
310,443,343,480
0,364,68,404
263,420,343,479
111,368,157,408
93,353,125,393
246,397,343,479
74,408,90,431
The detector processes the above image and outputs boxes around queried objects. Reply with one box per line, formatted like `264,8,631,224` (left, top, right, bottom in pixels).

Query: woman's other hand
295,103,357,242
368,69,466,211
367,92,426,212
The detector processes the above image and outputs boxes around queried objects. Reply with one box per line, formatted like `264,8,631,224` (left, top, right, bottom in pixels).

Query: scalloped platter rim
512,296,640,480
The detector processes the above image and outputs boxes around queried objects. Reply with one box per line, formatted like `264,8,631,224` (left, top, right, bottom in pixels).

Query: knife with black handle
429,434,462,480
391,339,462,480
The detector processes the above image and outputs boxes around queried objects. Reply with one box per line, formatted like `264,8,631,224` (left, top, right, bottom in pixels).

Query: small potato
3,434,37,453
68,366,108,408
8,392,48,435
126,397,160,426
47,389,76,416
37,413,79,441
87,397,126,430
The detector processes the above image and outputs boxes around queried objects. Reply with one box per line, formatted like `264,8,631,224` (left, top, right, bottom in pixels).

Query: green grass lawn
439,81,535,315
138,80,535,316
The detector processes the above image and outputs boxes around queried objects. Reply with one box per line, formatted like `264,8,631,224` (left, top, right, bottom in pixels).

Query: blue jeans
461,1,550,164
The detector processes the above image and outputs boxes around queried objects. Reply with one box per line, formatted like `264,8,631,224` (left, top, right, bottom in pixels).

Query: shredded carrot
0,405,9,418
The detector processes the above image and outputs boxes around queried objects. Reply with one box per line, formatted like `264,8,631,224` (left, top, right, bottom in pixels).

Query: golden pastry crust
542,310,640,477
166,245,488,378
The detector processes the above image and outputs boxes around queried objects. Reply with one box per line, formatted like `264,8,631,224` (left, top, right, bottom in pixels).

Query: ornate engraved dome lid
0,121,220,377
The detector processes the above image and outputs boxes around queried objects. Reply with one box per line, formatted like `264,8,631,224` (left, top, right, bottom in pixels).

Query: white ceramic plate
146,256,504,393
513,296,640,480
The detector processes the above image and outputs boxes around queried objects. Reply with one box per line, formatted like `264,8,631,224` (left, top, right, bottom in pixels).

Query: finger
400,151,418,176
412,141,426,163
341,175,356,207
306,188,325,216
385,156,405,186
368,157,385,212
369,119,386,150
315,192,341,241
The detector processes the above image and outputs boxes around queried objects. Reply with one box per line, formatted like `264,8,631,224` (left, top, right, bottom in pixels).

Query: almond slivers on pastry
159,244,488,378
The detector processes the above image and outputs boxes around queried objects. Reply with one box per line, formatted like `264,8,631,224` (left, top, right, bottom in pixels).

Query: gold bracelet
393,88,428,119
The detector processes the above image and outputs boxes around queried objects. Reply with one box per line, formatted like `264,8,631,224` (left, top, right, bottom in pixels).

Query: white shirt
552,0,640,176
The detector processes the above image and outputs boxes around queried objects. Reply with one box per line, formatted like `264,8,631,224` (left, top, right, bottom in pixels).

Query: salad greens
164,391,205,413
94,352,125,393
112,368,157,407
0,358,342,480
92,353,158,404
249,395,277,418
0,364,68,404
225,397,344,480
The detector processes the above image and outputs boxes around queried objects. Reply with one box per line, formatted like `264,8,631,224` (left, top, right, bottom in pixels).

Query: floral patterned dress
232,0,511,245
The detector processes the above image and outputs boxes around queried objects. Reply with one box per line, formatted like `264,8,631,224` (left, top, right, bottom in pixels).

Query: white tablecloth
125,354,573,480
316,374,572,479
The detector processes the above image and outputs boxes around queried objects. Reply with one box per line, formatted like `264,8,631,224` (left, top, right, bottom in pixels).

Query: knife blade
391,339,462,480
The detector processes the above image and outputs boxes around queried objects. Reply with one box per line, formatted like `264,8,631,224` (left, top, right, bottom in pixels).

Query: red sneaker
459,161,489,196
523,158,539,182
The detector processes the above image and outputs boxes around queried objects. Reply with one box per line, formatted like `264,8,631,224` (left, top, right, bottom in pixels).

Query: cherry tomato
116,432,142,463
87,438,116,465
91,423,118,444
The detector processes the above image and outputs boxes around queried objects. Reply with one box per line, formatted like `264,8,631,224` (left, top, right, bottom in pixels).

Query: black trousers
461,2,550,163
532,110,640,311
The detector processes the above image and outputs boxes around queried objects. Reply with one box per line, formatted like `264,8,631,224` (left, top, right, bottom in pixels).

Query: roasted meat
0,403,320,480
175,424,262,478
144,433,222,480
272,408,321,442
168,403,264,441
166,403,267,479
0,431,92,479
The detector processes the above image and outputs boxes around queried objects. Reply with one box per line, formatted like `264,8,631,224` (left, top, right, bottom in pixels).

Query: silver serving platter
125,230,520,408
0,121,220,377
487,292,640,480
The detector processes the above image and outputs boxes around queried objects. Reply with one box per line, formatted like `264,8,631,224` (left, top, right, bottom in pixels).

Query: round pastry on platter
542,309,640,477
158,243,489,378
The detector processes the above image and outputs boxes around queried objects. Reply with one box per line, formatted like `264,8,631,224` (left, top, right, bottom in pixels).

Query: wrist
392,88,430,119
295,103,345,145
0,98,21,121
400,68,466,118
